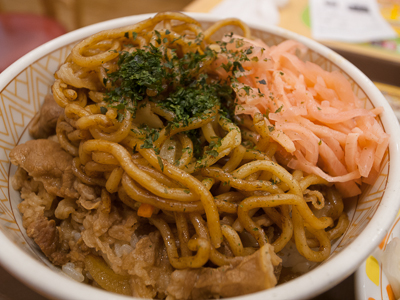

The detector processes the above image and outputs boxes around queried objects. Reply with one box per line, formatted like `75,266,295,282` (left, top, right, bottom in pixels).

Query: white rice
62,262,85,282
130,234,139,249
72,230,81,242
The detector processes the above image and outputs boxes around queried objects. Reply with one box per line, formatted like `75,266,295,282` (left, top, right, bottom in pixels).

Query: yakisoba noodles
9,12,388,299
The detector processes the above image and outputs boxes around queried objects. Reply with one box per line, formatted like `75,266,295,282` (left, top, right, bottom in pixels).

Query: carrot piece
137,203,155,218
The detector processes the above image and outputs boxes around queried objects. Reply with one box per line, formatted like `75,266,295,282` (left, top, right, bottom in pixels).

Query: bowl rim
1,11,400,300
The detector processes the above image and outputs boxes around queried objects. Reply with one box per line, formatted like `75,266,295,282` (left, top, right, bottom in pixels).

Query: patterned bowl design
355,211,400,300
0,13,399,300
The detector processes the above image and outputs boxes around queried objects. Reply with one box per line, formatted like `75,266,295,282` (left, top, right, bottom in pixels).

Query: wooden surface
0,264,45,300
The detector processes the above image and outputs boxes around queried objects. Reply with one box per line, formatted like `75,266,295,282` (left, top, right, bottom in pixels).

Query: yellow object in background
389,5,399,20
379,1,400,34
365,255,380,286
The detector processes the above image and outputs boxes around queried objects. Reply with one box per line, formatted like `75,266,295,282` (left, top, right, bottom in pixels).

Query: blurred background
2,0,398,119
0,0,399,77
0,0,399,299
1,0,398,85
0,0,193,31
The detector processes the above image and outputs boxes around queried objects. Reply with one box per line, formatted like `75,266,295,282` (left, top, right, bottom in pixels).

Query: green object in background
302,5,311,28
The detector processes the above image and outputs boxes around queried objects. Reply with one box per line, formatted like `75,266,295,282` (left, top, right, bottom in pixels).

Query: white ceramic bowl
0,12,400,300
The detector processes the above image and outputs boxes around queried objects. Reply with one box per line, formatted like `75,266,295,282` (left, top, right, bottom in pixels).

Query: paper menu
209,0,289,27
310,0,398,43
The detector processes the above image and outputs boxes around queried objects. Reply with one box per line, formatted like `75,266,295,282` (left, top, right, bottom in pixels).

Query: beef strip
27,215,68,266
122,231,173,298
167,244,282,300
9,139,78,198
29,94,63,139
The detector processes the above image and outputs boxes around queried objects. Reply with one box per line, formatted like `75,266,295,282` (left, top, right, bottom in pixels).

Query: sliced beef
10,139,78,198
29,94,63,139
27,215,68,266
122,231,173,298
167,244,281,300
